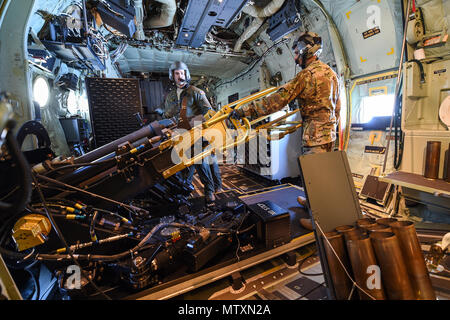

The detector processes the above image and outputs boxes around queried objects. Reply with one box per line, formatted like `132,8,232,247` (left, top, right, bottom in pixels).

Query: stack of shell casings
321,218,436,300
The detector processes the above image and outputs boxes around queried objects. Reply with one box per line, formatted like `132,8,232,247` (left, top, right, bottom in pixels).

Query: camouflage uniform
241,59,341,153
163,85,212,120
163,84,219,195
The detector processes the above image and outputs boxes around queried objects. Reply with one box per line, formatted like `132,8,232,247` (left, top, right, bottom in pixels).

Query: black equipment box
267,0,302,42
247,200,291,248
56,73,79,91
96,0,137,37
59,118,89,143
359,175,391,205
41,39,106,71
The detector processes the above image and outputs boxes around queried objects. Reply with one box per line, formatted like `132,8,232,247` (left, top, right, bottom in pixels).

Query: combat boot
206,192,216,202
297,196,313,231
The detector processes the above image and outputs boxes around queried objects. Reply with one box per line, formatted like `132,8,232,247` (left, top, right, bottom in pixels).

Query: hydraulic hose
382,0,412,174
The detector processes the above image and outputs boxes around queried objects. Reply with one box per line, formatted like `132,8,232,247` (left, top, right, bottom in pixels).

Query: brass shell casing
390,221,436,300
369,232,415,300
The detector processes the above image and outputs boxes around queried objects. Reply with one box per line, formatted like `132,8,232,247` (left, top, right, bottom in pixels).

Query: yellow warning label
363,27,381,39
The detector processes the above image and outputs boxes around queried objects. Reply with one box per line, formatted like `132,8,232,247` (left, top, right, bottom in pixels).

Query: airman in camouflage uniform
235,32,341,155
160,61,221,201
232,32,341,230
163,85,212,120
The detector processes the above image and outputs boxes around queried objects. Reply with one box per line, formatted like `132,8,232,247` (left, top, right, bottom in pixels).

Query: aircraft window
33,76,50,108
358,94,395,124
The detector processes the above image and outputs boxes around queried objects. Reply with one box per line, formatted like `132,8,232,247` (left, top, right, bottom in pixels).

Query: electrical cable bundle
393,80,405,170
214,38,291,91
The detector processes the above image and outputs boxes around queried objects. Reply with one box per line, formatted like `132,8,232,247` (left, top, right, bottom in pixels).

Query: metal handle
206,87,279,124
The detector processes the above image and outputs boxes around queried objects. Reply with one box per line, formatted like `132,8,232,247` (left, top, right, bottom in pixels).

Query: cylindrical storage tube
356,220,377,236
376,218,397,226
356,218,376,228
322,232,355,300
366,224,392,233
369,232,415,300
390,221,436,300
424,141,441,179
346,234,386,300
359,222,379,232
336,225,361,242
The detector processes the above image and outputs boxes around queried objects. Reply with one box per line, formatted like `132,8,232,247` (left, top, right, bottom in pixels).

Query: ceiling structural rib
117,47,250,79
176,0,249,48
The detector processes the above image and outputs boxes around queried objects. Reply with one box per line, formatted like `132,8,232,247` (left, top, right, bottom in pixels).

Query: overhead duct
144,0,177,28
234,0,286,52
133,0,145,40
176,0,248,48
242,0,285,18
234,17,264,52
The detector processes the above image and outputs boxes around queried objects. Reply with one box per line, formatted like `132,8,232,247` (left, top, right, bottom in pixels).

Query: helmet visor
292,40,309,56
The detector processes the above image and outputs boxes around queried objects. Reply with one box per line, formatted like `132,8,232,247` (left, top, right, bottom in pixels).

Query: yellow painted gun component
161,117,251,178
12,214,51,252
253,108,302,140
158,87,303,178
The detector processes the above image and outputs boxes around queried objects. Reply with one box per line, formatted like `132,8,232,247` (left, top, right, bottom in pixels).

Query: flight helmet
292,31,322,68
168,61,191,84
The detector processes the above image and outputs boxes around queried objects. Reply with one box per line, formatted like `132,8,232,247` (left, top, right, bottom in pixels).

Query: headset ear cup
315,47,322,58
185,68,191,83
307,44,322,59
311,44,321,57
305,44,314,59
296,32,322,62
